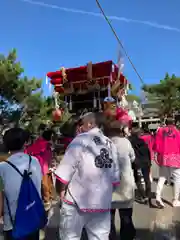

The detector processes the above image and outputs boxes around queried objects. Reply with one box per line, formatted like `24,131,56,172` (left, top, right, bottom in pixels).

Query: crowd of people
0,113,180,240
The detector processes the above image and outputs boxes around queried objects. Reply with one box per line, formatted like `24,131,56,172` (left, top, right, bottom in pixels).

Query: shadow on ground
45,203,180,240
45,226,178,240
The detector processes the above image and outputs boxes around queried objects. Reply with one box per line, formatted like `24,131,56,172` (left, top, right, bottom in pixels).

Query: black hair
3,128,28,151
42,129,54,141
131,127,142,137
165,117,175,125
38,123,47,132
131,122,139,128
24,130,31,143
142,127,150,134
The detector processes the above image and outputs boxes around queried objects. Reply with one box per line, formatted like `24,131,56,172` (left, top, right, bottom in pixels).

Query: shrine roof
47,60,115,82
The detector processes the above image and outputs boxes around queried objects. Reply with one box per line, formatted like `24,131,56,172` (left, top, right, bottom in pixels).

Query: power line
95,0,144,85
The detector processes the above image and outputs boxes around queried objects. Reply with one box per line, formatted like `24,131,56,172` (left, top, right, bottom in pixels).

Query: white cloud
20,0,180,33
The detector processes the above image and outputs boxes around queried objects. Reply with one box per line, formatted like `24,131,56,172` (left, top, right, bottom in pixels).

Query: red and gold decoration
46,60,133,123
61,67,67,83
47,67,68,94
47,61,127,95
52,108,63,122
52,91,63,122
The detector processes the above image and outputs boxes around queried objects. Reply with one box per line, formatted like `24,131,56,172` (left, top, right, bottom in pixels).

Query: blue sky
1,0,180,96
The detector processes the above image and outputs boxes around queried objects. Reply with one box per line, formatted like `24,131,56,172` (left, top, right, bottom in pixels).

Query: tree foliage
0,49,41,103
126,94,140,103
142,73,180,116
0,49,55,132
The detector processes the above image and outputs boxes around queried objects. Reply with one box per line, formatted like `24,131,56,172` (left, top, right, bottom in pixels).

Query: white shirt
0,152,42,231
55,127,120,210
111,137,136,209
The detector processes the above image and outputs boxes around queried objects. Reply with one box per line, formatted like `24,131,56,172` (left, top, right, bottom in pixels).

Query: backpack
5,155,47,239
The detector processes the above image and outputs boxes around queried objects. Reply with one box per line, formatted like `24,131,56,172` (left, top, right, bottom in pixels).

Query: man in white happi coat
55,112,120,240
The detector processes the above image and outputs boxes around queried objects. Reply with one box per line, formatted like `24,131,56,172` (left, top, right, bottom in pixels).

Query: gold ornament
61,67,67,83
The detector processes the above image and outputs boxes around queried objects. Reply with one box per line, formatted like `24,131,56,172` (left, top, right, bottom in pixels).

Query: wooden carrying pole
87,61,93,82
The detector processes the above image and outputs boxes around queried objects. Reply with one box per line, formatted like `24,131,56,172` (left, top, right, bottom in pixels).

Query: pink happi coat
153,125,180,167
25,137,52,175
141,134,154,161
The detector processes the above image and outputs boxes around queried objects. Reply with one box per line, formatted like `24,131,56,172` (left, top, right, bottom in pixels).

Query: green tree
142,73,180,116
126,94,140,103
0,49,41,103
0,49,54,132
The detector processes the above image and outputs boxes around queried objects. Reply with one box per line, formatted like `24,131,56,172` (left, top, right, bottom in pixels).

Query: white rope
53,91,59,109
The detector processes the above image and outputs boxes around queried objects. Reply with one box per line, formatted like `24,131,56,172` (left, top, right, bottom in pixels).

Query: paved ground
45,162,180,239
1,162,180,239
131,162,180,239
